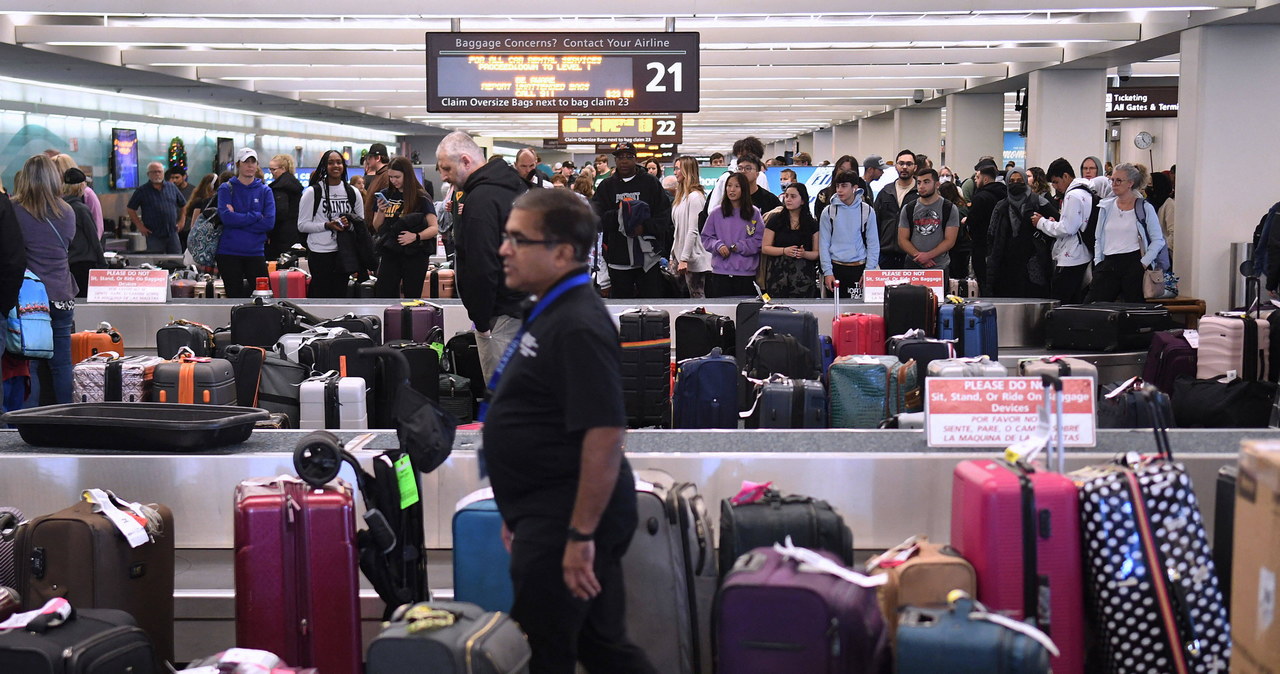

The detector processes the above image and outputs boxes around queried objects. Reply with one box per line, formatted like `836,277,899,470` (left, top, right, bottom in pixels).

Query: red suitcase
831,282,885,356
234,476,361,673
269,269,310,299
948,377,1085,674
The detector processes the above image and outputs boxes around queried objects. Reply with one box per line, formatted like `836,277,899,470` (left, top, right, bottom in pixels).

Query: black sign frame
559,113,683,144
426,32,700,113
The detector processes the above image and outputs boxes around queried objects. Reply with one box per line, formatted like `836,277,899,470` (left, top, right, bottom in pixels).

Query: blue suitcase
451,490,514,613
896,594,1053,673
938,301,998,359
673,347,739,429
757,378,827,428
756,305,822,376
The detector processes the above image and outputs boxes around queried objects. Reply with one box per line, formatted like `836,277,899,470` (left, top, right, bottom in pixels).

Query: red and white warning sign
86,269,169,303
925,376,1096,447
861,269,944,303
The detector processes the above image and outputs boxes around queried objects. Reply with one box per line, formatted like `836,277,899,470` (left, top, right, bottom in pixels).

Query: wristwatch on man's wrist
567,526,594,542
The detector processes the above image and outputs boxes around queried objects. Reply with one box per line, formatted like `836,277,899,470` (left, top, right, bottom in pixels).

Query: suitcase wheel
294,430,344,486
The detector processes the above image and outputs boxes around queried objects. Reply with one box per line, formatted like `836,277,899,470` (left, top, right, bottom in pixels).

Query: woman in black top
372,156,438,298
61,168,104,297
761,183,820,298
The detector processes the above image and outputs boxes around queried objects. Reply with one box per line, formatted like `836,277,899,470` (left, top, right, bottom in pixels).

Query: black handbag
1098,378,1175,428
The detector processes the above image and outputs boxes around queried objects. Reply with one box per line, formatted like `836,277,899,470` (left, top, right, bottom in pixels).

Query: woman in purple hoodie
701,172,764,298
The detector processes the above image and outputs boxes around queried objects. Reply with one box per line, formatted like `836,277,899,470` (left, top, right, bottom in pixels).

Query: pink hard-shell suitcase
234,476,362,673
948,376,1085,674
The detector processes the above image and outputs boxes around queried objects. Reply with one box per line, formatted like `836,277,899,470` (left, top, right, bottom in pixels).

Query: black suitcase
734,299,765,367
1043,302,1173,352
155,320,214,359
888,330,956,383
374,341,441,428
884,283,938,339
1214,464,1237,613
298,332,377,382
230,297,304,348
256,354,309,428
0,607,156,673
756,378,826,429
742,328,818,381
718,488,854,578
619,308,671,428
365,601,530,673
438,373,474,424
318,312,383,345
675,307,735,362
756,305,822,375
443,332,485,410
223,344,266,408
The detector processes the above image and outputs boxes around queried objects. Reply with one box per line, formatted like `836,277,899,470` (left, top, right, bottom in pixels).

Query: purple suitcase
716,545,891,674
383,301,445,343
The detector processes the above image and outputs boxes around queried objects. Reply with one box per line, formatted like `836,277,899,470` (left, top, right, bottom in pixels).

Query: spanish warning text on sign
925,376,1097,447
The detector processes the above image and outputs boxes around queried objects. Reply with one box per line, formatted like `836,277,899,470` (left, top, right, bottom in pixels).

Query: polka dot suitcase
1073,392,1230,673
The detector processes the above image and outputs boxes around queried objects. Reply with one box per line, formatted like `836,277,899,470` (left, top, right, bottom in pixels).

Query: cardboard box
1232,440,1280,673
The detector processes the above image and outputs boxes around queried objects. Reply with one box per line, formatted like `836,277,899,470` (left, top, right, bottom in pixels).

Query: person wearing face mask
984,166,1060,298
938,166,956,184
966,162,1006,287
761,183,820,298
778,169,797,191
1086,163,1166,303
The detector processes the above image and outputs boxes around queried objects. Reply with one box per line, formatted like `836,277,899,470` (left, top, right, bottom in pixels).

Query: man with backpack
819,170,879,294
1032,157,1096,304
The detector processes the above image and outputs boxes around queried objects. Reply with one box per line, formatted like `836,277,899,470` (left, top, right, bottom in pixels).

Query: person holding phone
297,149,364,298
372,156,438,298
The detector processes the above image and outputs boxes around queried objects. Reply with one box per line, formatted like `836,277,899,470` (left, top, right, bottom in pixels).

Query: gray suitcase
926,356,1008,378
256,354,310,428
1017,356,1099,387
365,600,530,674
0,507,20,589
757,378,827,428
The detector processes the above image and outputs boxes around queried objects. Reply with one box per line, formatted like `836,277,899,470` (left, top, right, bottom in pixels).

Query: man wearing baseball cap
363,142,391,224
590,142,673,298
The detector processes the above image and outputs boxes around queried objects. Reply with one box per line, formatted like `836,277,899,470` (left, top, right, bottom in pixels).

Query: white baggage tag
1183,329,1199,349
219,648,282,668
176,668,220,674
774,537,886,588
0,597,72,631
82,489,150,548
1226,369,1239,382
1005,404,1052,465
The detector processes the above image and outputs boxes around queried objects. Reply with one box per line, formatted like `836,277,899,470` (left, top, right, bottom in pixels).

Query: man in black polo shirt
485,188,654,674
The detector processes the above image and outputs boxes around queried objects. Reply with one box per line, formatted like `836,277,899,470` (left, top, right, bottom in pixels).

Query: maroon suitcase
383,301,445,343
234,477,361,673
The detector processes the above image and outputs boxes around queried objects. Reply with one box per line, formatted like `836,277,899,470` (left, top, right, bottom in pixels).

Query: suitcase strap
178,362,195,404
1242,316,1259,381
105,361,123,402
324,378,340,429
791,380,805,428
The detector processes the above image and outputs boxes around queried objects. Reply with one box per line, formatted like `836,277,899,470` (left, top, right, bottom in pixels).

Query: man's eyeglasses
502,232,563,250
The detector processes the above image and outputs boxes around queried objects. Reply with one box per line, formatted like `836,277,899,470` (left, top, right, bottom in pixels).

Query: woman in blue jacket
217,148,276,297
1086,162,1166,303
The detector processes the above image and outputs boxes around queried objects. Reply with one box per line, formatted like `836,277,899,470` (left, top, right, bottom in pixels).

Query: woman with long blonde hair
12,155,78,404
670,155,712,298
51,154,105,239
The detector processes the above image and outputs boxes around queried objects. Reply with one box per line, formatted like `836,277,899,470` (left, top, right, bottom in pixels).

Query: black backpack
1069,184,1102,255
743,327,818,381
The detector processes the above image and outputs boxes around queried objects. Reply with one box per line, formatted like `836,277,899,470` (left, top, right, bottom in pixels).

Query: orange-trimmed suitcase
71,321,124,364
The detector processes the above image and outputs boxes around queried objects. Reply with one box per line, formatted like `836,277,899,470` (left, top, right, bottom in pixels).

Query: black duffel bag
718,487,853,579
1098,379,1175,428
1172,375,1277,428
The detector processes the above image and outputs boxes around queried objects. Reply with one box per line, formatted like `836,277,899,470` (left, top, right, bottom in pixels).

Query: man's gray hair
437,131,485,164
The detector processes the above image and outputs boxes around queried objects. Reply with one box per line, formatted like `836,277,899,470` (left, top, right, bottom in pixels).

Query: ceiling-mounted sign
426,32,700,113
542,139,568,150
595,142,678,163
1106,87,1178,118
559,113,683,144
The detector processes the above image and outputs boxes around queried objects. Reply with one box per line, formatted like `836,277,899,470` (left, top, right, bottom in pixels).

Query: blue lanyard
478,272,592,421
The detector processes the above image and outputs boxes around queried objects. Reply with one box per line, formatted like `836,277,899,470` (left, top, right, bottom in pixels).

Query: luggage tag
1005,403,1052,467
1104,376,1142,399
729,480,773,506
865,535,920,571
0,597,72,631
82,489,155,548
774,537,886,588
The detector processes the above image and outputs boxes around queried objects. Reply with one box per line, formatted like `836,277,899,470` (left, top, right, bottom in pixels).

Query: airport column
894,108,942,163
859,116,894,160
945,93,1004,172
1176,24,1280,311
798,133,815,158
1025,69,1106,168
833,122,859,161
813,128,834,164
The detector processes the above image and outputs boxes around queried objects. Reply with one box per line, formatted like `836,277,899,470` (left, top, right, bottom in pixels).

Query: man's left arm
563,425,626,600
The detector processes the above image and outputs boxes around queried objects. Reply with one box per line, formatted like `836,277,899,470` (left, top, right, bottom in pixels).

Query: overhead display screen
559,113,683,144
426,32,700,113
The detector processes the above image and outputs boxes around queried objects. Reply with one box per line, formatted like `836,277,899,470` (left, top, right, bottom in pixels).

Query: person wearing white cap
215,147,276,297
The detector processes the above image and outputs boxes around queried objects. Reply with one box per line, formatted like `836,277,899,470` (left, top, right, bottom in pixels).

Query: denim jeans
27,305,74,406
146,231,181,254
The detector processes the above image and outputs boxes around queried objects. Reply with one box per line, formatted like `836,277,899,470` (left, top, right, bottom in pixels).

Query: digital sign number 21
645,62,683,92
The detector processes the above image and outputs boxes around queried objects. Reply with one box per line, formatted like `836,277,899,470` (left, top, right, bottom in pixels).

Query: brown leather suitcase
867,535,976,636
16,495,175,666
